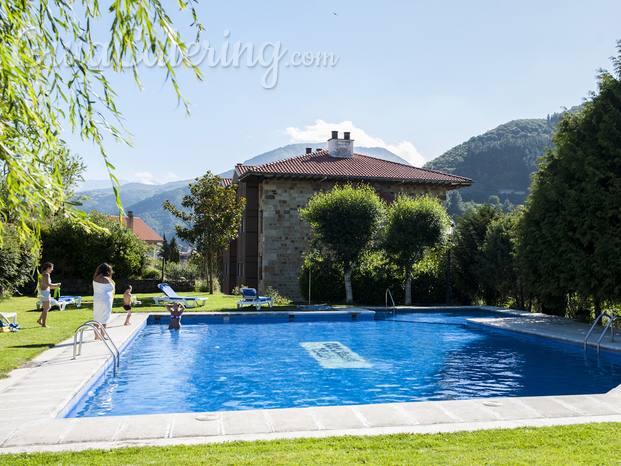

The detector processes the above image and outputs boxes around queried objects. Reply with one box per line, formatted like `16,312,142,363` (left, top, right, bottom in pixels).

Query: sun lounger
152,283,208,308
0,312,17,326
236,288,274,310
36,296,82,311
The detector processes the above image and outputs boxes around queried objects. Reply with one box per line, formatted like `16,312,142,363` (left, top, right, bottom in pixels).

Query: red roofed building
223,131,472,300
109,211,163,245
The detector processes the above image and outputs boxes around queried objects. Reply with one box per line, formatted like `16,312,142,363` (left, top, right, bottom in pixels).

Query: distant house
109,211,163,245
222,131,473,301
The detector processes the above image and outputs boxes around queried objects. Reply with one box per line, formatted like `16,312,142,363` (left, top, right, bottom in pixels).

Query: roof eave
237,170,472,186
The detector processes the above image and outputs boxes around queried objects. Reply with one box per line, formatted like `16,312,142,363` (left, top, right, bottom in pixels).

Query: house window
238,262,244,277
224,262,229,276
258,256,262,280
259,210,263,234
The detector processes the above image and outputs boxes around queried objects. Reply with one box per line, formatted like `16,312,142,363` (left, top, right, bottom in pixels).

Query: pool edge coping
2,306,621,454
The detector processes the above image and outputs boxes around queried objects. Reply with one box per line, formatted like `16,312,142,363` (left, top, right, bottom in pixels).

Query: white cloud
134,172,179,185
284,119,425,167
134,172,157,184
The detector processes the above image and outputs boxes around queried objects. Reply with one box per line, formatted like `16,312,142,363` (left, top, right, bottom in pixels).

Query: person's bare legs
37,301,51,327
94,323,108,340
124,310,131,325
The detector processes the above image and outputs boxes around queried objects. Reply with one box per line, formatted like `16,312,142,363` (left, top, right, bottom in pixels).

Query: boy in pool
165,302,185,330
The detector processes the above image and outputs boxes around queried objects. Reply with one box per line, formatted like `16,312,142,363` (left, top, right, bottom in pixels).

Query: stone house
223,131,472,301
109,211,163,258
109,211,163,245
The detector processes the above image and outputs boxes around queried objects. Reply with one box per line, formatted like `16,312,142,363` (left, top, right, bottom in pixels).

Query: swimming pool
66,310,621,418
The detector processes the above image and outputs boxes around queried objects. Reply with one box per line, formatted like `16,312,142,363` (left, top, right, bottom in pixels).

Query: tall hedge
42,211,147,279
0,224,38,299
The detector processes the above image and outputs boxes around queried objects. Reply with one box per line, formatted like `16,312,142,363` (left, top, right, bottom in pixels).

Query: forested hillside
425,116,561,204
75,182,192,245
124,187,191,243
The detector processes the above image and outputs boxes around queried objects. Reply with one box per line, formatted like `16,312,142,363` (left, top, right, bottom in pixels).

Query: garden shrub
0,224,38,300
265,286,291,305
196,279,220,293
165,261,201,280
141,268,160,279
41,211,147,279
299,249,450,306
298,258,345,304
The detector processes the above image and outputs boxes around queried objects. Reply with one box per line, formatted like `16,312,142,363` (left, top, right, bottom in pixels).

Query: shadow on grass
9,343,55,349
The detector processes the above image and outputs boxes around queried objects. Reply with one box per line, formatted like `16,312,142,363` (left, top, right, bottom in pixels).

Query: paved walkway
1,308,621,454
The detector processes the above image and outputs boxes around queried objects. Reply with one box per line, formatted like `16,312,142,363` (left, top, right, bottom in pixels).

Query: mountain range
74,144,410,242
76,118,568,241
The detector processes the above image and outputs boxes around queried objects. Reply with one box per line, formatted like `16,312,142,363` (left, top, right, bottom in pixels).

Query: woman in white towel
92,263,115,340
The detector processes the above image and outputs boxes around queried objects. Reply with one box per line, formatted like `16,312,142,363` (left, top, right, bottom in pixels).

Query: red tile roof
109,215,163,243
234,150,472,186
221,178,232,188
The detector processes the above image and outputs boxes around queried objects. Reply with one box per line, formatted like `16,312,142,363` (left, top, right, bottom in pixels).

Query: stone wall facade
254,179,448,302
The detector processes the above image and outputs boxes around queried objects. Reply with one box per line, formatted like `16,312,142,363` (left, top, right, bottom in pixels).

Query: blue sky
63,0,621,184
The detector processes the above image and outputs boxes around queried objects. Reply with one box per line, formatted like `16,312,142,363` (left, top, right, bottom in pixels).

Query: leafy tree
299,184,385,303
42,211,147,280
169,237,180,263
0,224,38,300
163,172,246,294
159,234,171,281
519,41,621,316
383,195,450,305
476,213,521,307
446,190,464,218
452,204,503,304
0,1,202,249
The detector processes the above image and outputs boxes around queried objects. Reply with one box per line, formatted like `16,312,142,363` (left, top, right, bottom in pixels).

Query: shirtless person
165,302,185,330
123,284,134,325
37,262,60,328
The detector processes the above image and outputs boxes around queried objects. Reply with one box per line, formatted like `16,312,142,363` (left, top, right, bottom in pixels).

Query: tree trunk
208,250,214,294
344,266,353,304
405,271,412,305
594,300,602,323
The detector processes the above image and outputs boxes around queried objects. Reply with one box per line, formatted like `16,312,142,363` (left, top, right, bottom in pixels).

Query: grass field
0,293,297,378
2,423,621,465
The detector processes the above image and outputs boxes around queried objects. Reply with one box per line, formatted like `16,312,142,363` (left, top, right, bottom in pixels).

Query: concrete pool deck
2,307,621,454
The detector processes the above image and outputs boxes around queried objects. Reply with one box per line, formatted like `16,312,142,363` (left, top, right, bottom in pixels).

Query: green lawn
2,423,621,464
0,293,297,378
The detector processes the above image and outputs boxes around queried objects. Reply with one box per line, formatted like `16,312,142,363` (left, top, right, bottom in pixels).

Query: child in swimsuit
165,302,185,330
123,285,134,326
37,262,61,328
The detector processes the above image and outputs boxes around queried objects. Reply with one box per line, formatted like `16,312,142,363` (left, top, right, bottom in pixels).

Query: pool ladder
73,320,120,374
584,312,619,356
385,289,395,315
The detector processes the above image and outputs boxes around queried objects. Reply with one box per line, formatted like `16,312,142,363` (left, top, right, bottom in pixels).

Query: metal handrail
73,320,120,374
385,289,395,315
584,312,612,355
597,315,619,357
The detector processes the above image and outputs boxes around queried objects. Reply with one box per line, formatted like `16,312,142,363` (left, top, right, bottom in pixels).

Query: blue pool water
67,310,621,418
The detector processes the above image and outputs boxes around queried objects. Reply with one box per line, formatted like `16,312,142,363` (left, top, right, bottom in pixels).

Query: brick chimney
328,130,354,158
127,211,134,231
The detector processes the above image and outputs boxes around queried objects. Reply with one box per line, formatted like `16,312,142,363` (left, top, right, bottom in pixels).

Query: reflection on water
68,311,621,417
